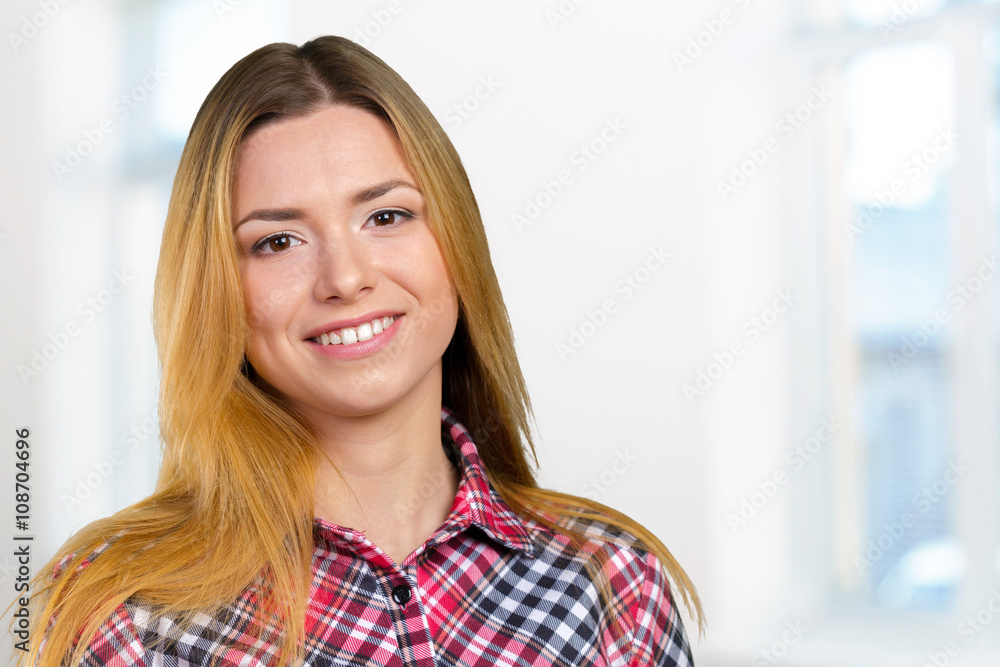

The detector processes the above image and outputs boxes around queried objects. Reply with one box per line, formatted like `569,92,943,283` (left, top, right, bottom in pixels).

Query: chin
293,381,424,421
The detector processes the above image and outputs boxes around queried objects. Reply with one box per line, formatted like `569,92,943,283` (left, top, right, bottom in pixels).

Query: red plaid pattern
51,407,694,666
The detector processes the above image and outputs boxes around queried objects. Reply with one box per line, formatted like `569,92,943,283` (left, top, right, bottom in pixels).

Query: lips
309,315,397,346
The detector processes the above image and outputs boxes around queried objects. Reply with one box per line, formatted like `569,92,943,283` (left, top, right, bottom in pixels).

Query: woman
24,35,703,666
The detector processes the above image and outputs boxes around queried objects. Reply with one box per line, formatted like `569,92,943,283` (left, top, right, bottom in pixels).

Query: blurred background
2,0,1000,664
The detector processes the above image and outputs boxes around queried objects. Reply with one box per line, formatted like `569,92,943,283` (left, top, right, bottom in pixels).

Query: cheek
241,263,312,333
243,272,281,333
424,261,459,341
417,237,456,303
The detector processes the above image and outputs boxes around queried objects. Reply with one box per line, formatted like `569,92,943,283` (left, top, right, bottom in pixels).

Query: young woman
24,35,704,666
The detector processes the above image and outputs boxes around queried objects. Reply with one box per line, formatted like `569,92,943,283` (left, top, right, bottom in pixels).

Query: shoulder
41,534,152,666
519,501,653,573
76,604,148,667
518,504,695,666
36,589,147,667
512,502,658,608
50,532,119,579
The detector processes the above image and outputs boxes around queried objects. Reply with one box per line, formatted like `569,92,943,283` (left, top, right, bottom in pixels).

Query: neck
308,375,461,565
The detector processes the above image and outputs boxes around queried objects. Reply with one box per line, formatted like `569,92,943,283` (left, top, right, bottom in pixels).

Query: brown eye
373,211,397,226
268,235,293,252
368,209,413,228
251,233,302,255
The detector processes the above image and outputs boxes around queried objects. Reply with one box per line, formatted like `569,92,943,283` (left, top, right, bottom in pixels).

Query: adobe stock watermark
854,459,968,574
843,126,958,242
920,589,1000,667
470,414,505,448
8,0,72,53
683,288,797,403
580,449,639,500
0,557,18,586
243,263,457,396
545,0,590,30
351,0,408,48
354,284,457,383
555,245,670,362
673,0,756,73
886,255,998,371
512,116,628,233
393,466,451,518
878,0,935,38
17,269,135,385
51,65,168,182
62,415,157,511
213,0,246,20
727,417,843,533
246,253,322,330
443,75,501,130
750,619,809,666
716,84,833,203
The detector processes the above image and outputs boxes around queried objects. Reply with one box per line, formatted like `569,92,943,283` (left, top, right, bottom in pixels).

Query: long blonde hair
22,36,703,667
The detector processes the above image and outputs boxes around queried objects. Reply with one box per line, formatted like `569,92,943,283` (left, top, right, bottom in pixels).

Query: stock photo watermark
359,285,457,381
61,416,157,511
443,75,501,130
351,0,407,48
878,0,936,38
51,66,168,182
12,427,32,653
727,417,844,532
545,0,591,29
512,116,627,233
17,269,134,385
555,245,670,362
213,0,245,20
843,126,957,242
683,288,797,403
580,449,639,501
716,84,833,202
854,459,967,574
886,255,998,371
920,588,1000,667
8,0,71,53
750,619,808,667
673,0,756,72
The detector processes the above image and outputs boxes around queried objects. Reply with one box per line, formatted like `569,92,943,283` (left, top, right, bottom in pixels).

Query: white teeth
315,316,395,346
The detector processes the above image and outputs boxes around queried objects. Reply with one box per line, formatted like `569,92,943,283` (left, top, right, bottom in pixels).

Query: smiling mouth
311,316,397,346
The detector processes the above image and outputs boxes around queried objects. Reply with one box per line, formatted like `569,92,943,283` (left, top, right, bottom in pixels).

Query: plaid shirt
57,407,694,666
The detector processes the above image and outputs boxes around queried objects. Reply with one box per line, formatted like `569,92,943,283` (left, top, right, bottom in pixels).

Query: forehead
233,105,415,209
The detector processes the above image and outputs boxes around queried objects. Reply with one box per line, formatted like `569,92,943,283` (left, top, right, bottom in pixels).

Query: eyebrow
351,179,419,206
233,179,421,230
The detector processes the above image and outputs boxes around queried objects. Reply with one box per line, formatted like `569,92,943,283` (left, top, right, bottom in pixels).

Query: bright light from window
842,42,954,209
152,0,291,143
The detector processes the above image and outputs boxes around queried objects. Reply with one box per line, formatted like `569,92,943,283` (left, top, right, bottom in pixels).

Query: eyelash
247,208,415,256
368,208,415,228
249,232,302,256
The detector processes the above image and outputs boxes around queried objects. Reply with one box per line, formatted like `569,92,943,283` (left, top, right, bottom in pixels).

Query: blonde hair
21,36,703,667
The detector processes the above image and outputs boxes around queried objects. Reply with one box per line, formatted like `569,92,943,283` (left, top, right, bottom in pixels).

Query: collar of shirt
311,406,540,568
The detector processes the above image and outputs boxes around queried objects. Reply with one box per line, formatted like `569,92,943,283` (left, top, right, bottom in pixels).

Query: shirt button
391,584,411,606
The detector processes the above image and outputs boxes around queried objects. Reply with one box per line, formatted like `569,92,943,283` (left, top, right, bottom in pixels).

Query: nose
312,232,378,304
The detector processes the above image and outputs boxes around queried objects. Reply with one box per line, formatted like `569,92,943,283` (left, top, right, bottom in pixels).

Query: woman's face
232,105,458,421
